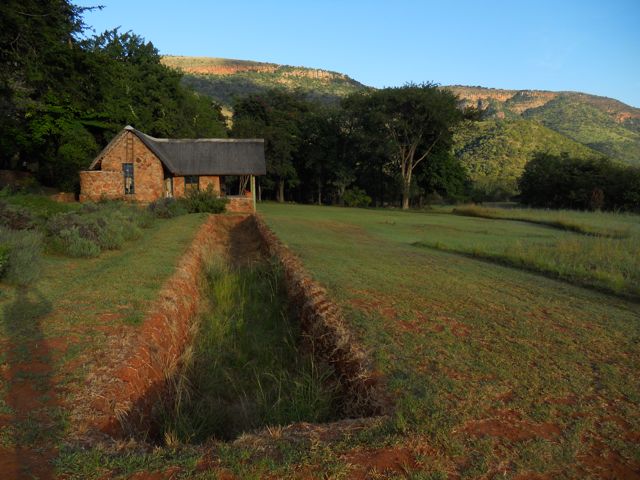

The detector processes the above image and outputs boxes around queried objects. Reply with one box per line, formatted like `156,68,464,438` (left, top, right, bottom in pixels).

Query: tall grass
416,232,640,299
159,259,338,444
452,205,638,238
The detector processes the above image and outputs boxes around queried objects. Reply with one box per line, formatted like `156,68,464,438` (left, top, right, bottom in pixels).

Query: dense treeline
0,0,226,190
519,153,640,211
231,86,472,208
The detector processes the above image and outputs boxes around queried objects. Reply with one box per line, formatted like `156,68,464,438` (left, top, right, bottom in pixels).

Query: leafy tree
0,3,227,191
232,90,309,202
343,83,463,209
519,153,640,211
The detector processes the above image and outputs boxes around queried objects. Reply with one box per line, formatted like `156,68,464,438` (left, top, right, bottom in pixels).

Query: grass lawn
254,203,640,478
15,204,640,479
0,214,206,475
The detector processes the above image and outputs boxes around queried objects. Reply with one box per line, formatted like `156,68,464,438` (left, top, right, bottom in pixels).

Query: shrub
343,187,372,208
0,244,10,276
0,200,36,230
96,220,126,250
519,153,640,212
148,197,188,218
47,203,149,256
0,227,43,285
182,186,228,213
133,210,155,228
424,191,445,205
52,227,100,258
46,212,102,244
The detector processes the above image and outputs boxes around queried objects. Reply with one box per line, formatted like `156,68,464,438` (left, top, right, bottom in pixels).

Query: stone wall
199,175,221,194
172,175,220,198
227,196,254,213
79,171,123,202
81,131,165,203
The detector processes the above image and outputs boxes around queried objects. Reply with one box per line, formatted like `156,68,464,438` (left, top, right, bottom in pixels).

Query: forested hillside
449,86,640,165
453,119,602,198
161,56,366,106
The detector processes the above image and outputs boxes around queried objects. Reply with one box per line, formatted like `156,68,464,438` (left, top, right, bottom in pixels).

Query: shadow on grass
1,285,58,480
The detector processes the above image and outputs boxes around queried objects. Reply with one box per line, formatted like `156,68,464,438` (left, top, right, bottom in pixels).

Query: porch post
251,175,256,212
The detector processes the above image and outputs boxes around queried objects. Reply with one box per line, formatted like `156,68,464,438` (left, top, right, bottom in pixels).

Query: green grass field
0,214,206,476
6,203,640,478
255,203,640,478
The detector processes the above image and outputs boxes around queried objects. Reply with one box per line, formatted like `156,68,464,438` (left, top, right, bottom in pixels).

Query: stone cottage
80,126,266,212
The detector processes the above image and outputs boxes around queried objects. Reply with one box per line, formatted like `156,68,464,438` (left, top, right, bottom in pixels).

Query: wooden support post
251,175,256,212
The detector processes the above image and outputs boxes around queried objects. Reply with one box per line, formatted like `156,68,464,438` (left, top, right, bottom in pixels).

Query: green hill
448,86,640,165
161,56,366,107
453,119,603,197
161,57,640,194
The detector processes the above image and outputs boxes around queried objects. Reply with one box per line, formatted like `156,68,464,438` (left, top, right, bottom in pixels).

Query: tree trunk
277,179,285,203
401,175,411,210
317,180,322,205
402,192,410,209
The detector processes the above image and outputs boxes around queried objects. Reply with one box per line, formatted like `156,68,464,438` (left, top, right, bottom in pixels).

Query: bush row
147,186,228,218
0,187,229,285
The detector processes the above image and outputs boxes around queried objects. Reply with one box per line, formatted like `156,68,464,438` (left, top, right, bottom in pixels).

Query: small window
185,175,199,192
123,163,134,194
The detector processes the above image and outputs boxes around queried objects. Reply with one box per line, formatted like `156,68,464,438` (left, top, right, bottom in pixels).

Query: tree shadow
1,285,56,479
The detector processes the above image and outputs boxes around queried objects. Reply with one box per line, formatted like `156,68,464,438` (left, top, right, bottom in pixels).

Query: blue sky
76,0,640,107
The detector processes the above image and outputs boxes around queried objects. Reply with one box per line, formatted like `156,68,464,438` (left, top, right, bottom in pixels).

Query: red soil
342,446,419,479
462,410,561,442
0,290,80,479
577,440,640,480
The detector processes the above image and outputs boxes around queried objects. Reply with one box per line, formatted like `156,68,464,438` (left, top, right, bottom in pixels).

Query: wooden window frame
123,163,134,195
185,175,199,192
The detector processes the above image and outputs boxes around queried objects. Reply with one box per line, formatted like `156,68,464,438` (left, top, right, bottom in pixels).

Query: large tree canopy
0,1,227,190
232,90,309,202
343,83,463,208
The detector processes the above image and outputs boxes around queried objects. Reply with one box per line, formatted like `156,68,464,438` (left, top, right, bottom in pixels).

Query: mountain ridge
161,55,640,174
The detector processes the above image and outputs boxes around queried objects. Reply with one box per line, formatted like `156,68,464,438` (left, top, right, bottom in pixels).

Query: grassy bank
452,204,639,238
159,259,339,443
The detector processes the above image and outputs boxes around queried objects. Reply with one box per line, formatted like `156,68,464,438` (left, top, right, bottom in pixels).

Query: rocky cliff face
162,56,354,84
447,85,640,124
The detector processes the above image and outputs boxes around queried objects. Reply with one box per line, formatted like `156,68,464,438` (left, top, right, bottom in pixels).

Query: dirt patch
462,409,561,442
577,439,640,480
495,390,515,403
348,295,399,321
545,394,577,405
255,215,391,417
513,473,553,480
128,467,182,480
342,446,419,479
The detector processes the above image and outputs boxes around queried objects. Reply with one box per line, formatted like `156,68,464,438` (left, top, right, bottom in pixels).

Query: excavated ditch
76,214,389,445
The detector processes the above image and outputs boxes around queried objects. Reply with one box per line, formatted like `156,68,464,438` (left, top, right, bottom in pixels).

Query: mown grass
159,259,338,444
254,203,640,477
41,204,640,478
0,214,207,472
0,191,80,219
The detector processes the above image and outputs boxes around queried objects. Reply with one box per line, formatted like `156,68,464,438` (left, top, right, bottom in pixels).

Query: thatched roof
90,126,266,176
